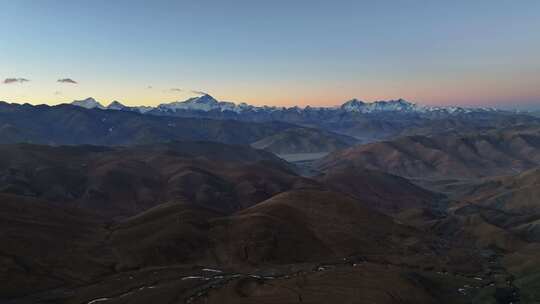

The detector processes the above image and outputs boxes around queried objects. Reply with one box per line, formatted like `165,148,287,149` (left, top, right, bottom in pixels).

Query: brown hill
210,190,431,266
251,127,356,154
316,166,442,216
457,167,540,215
0,142,518,303
0,142,312,216
0,194,112,298
108,189,430,269
317,126,540,180
109,200,223,271
1,188,502,304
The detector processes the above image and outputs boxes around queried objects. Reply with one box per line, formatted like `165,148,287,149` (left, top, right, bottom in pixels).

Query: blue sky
1,0,539,109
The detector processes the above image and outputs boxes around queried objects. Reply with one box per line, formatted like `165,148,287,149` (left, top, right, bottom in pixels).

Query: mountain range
317,125,540,180
2,94,540,303
0,101,294,145
0,142,490,303
71,94,502,116
4,96,537,158
68,95,540,143
5,134,539,303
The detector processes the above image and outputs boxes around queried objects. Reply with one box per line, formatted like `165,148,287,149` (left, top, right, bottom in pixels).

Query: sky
1,0,539,109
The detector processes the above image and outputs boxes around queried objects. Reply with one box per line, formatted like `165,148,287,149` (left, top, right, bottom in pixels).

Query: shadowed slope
316,166,442,216
0,194,112,298
317,126,540,179
0,102,294,145
251,127,356,154
0,142,311,216
210,189,430,266
458,167,540,215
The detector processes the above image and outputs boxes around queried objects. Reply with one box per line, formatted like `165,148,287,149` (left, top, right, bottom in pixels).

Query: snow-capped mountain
340,98,417,113
339,98,499,115
70,98,153,113
106,100,126,110
149,95,502,116
71,98,105,109
155,94,247,113
69,94,503,117
37,95,540,145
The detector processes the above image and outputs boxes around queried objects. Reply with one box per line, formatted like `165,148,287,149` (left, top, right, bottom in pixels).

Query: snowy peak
71,98,151,113
340,98,417,113
338,98,495,115
341,99,366,112
186,94,219,105
368,99,416,112
71,95,502,117
107,100,126,110
106,101,153,113
157,94,243,113
71,98,105,109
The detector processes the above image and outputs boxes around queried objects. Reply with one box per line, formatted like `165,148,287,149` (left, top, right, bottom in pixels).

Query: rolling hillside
317,126,540,179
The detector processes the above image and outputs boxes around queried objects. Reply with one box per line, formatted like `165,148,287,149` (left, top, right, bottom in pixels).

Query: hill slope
0,102,294,145
251,127,356,154
211,189,429,265
317,126,540,179
71,94,540,142
456,167,540,215
316,167,442,216
0,142,312,216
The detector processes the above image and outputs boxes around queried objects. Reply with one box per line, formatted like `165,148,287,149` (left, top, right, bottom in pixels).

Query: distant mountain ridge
0,101,296,146
69,94,503,116
64,94,540,143
1,96,538,149
71,97,105,109
71,97,153,113
251,127,357,154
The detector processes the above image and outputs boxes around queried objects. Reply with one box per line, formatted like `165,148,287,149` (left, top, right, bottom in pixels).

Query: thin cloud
3,78,30,84
57,78,78,84
191,90,207,95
